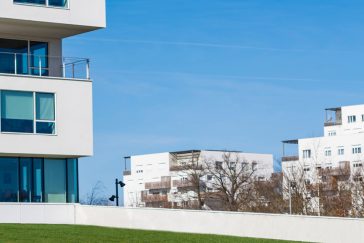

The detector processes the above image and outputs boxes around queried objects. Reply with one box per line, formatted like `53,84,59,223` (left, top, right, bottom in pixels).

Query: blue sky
63,0,364,200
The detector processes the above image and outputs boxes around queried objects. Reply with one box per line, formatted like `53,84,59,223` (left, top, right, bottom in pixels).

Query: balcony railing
324,121,342,127
172,180,194,188
145,177,171,190
0,52,90,80
281,156,299,162
123,171,131,176
141,193,168,203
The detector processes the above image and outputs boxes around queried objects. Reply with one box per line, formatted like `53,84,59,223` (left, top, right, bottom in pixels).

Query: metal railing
281,156,299,162
0,52,90,80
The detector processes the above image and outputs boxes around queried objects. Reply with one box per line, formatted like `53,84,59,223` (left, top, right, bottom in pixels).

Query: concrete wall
0,204,363,243
0,75,93,157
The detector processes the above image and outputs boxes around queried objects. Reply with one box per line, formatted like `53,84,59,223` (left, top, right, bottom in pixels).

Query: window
252,161,257,171
14,0,69,8
215,161,223,170
353,163,363,168
67,159,78,203
303,149,311,159
19,158,32,202
1,91,33,133
0,38,48,76
362,115,364,122
324,149,331,157
207,175,212,181
44,159,66,203
348,115,356,123
353,146,362,154
328,131,336,136
0,158,18,202
1,91,56,134
304,167,310,172
338,148,344,155
36,93,55,134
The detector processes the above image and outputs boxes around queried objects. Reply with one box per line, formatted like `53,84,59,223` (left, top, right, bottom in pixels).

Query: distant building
123,150,274,208
282,104,364,212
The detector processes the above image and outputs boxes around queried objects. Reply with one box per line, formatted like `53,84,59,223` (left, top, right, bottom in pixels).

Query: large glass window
1,90,56,134
67,159,78,203
19,158,32,202
36,93,55,134
44,159,66,203
0,38,48,76
30,42,49,76
1,91,34,133
32,159,43,202
0,157,78,203
0,158,19,202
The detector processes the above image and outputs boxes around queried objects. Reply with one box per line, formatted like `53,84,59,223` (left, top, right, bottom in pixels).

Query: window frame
0,90,57,136
302,149,311,159
348,115,356,123
13,0,70,10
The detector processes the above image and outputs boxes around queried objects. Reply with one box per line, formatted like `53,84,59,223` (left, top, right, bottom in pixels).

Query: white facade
123,150,274,208
282,104,364,182
0,0,105,204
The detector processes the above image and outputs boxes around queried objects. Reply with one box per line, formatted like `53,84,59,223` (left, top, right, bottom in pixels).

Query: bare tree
81,181,109,206
203,152,257,211
177,161,207,209
251,172,286,214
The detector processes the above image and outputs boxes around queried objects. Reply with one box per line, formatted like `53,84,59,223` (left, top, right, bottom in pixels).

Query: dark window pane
32,159,43,202
30,42,48,76
14,0,46,5
0,158,18,202
67,159,78,203
36,122,55,134
44,159,66,203
49,0,67,7
1,91,34,133
0,38,28,74
20,158,32,202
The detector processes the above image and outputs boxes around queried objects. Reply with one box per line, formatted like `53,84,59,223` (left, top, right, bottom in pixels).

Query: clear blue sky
63,0,364,200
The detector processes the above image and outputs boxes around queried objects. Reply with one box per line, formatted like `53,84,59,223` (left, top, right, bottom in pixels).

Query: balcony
145,177,171,190
324,121,342,127
172,180,194,188
123,171,131,176
141,193,168,203
0,52,90,80
281,156,299,162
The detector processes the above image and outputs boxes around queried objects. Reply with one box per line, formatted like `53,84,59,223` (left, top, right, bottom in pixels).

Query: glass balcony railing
0,52,90,80
14,0,69,8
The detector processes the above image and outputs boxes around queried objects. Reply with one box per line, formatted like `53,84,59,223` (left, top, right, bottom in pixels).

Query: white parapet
0,204,363,243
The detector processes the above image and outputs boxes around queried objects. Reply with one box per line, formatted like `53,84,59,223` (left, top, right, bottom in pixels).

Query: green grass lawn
0,224,298,243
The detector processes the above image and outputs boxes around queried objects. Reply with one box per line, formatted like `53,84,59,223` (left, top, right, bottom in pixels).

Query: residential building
123,150,274,208
282,104,364,212
0,0,105,203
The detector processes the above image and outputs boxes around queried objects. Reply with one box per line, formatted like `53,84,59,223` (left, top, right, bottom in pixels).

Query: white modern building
0,0,105,203
282,104,364,191
282,105,364,212
123,150,274,208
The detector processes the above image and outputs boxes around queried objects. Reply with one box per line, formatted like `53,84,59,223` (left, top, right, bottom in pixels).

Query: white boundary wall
0,204,364,243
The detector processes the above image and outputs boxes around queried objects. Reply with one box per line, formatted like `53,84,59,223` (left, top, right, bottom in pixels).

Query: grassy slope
0,224,299,243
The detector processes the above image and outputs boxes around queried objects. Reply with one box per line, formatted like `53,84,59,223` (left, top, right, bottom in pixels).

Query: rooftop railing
0,52,90,80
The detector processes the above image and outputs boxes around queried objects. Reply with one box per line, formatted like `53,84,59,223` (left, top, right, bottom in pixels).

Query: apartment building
123,150,274,208
0,0,105,203
282,104,364,210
